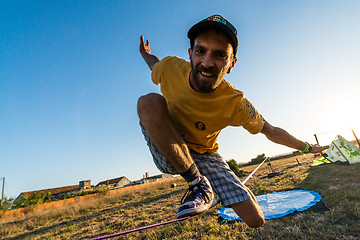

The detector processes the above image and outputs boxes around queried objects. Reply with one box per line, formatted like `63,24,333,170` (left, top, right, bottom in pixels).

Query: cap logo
188,14,238,56
207,15,226,25
195,121,206,130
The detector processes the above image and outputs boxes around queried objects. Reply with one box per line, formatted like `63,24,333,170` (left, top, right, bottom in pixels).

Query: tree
0,196,14,211
226,159,239,173
244,153,267,166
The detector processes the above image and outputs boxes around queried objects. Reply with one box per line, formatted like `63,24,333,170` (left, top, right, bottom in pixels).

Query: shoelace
180,182,211,204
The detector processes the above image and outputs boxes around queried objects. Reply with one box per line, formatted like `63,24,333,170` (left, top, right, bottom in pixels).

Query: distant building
127,179,145,186
79,180,91,190
145,173,173,183
95,176,131,189
13,180,92,205
13,185,79,205
126,173,174,187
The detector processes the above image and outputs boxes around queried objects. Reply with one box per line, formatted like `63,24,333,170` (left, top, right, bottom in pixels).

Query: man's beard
190,61,224,93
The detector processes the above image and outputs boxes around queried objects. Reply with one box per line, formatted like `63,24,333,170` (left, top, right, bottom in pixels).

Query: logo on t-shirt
245,100,256,118
195,121,206,130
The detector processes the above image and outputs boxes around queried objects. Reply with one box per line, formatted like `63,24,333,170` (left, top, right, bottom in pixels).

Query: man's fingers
310,144,329,153
139,36,150,54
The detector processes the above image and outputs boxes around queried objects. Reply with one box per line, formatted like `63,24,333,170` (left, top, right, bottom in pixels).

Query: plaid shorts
141,125,250,207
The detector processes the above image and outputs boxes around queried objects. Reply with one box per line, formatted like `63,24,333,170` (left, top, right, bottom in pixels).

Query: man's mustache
195,66,218,76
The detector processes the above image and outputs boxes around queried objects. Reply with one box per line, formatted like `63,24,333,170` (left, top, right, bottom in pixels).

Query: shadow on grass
3,188,185,240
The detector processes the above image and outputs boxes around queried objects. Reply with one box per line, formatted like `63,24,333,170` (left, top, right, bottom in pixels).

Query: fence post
352,128,360,148
314,134,320,145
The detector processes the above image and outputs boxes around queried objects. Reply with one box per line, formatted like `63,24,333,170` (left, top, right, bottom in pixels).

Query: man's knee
245,215,265,228
231,199,265,228
237,210,265,228
137,93,168,126
137,92,162,107
137,93,164,115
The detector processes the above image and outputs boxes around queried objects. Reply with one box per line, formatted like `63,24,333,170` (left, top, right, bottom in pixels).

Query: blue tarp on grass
218,190,321,220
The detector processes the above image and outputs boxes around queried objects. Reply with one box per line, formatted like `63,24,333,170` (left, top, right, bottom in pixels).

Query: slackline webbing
88,157,270,239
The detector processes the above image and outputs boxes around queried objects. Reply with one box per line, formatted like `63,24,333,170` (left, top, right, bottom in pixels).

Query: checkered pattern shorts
141,125,251,207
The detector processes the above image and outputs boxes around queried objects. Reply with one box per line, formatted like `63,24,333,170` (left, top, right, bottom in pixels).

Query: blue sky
1,1,359,198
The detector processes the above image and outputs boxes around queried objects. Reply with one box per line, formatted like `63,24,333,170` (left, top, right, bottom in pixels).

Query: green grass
1,155,359,239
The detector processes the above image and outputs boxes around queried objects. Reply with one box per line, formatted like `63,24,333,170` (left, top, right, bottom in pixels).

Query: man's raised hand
139,35,160,71
140,36,151,55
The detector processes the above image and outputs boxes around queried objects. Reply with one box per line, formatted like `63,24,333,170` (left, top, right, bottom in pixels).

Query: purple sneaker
176,176,215,219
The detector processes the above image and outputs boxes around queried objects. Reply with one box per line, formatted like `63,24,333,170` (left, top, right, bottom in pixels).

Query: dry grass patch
1,155,359,239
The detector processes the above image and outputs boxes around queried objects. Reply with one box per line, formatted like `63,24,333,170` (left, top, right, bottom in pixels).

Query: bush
0,197,14,211
12,192,54,209
97,185,109,195
11,186,112,209
226,159,239,173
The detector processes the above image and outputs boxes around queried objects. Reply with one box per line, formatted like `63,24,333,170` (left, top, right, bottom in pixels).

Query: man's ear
188,48,192,60
227,56,238,74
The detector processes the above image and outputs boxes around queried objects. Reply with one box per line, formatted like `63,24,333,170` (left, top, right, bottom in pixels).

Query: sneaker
176,176,215,219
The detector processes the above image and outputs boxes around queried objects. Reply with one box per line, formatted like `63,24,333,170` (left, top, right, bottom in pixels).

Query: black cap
188,15,238,56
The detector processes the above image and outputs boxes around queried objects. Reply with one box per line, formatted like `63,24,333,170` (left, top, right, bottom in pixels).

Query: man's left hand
309,144,329,153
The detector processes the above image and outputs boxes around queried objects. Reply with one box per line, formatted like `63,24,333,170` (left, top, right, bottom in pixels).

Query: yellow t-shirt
151,56,264,154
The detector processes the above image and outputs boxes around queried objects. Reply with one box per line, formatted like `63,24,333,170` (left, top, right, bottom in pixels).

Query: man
138,15,328,228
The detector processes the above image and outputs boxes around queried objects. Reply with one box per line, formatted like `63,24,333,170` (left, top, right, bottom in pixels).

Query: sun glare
314,100,359,145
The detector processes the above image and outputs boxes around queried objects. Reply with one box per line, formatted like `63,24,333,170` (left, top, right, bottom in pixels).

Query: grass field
1,154,359,239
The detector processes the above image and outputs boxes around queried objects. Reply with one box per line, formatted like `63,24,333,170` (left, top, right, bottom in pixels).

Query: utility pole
1,177,4,206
